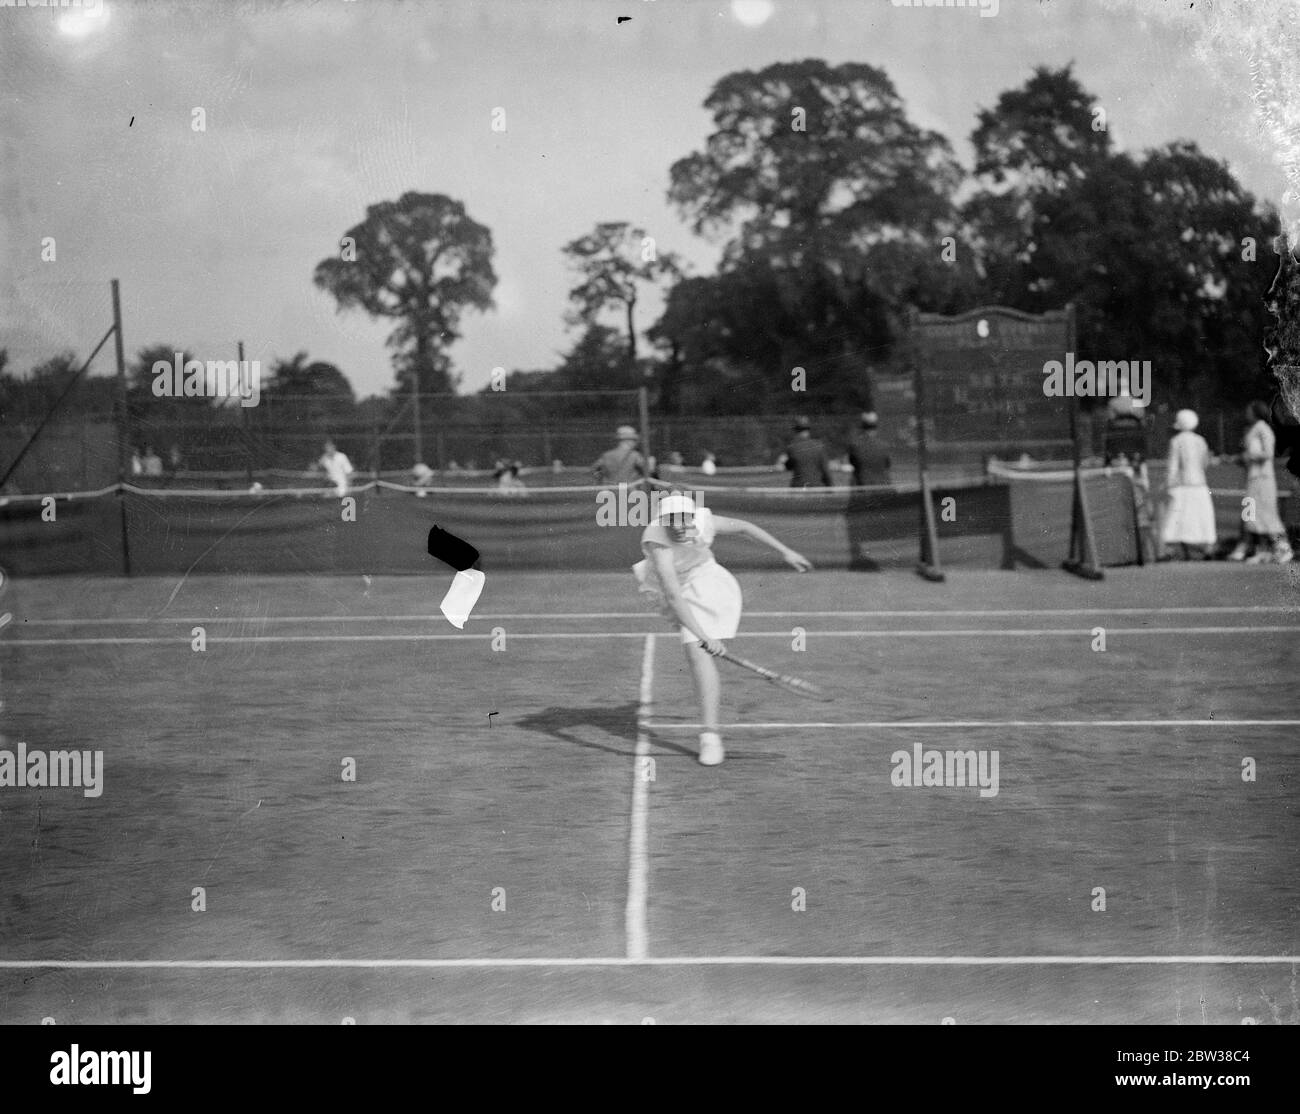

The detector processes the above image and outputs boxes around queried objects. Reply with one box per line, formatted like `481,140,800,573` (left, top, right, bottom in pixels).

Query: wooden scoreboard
911,305,1075,448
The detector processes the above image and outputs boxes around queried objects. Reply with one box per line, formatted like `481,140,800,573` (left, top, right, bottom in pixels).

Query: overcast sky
1,0,1294,398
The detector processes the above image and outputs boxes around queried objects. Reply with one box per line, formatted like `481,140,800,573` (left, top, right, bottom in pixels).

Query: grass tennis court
1,565,1297,1023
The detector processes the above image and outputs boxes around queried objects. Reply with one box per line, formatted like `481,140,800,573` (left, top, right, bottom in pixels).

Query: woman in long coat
1160,409,1216,560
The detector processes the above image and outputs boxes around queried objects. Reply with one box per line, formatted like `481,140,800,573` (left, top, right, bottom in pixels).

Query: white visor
656,494,697,519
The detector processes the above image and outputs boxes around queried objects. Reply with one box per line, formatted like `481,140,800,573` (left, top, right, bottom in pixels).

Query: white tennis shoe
698,733,724,766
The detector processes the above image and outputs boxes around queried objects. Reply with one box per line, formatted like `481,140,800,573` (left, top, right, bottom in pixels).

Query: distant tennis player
633,494,812,766
313,440,354,497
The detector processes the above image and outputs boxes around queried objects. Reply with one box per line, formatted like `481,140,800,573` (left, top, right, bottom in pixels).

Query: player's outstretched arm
712,515,812,571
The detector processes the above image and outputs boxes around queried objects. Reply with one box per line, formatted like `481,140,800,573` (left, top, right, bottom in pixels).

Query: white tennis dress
632,508,743,645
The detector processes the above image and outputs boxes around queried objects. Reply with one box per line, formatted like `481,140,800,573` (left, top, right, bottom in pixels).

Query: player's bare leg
684,641,724,765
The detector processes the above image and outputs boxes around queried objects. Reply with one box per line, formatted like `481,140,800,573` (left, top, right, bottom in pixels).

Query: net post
1061,302,1103,580
639,384,651,465
412,384,424,466
111,278,132,576
238,340,253,487
908,305,945,582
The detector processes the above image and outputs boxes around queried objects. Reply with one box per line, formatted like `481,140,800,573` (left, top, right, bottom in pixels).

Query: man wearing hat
593,425,650,485
846,411,892,487
783,417,833,488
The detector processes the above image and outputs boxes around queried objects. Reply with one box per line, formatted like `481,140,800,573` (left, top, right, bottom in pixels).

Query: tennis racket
715,648,830,702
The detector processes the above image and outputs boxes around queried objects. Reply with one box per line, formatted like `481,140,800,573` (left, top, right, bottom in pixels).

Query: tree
127,344,195,425
965,65,1279,409
969,64,1113,194
555,324,645,394
665,60,973,397
1265,238,1300,446
313,192,496,395
562,222,683,369
28,352,82,416
264,351,356,402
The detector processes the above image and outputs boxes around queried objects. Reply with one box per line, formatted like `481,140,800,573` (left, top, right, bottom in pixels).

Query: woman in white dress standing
633,494,811,766
1160,409,1216,560
1227,400,1294,564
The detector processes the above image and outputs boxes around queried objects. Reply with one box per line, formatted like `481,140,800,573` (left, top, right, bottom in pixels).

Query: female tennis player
633,493,812,766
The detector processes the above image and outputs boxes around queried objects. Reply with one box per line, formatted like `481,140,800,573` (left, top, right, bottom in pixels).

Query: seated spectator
495,459,527,496
141,446,164,477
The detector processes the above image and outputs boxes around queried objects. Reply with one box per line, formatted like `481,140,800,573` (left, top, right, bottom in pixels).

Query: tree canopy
314,192,496,396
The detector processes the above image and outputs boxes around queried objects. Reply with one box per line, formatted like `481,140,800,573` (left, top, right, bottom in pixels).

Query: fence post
412,385,423,465
239,340,253,486
639,385,650,464
111,279,132,576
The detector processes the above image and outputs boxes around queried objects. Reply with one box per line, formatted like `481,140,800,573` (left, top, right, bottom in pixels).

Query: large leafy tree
313,192,496,395
662,60,974,401
562,222,683,369
264,351,356,402
1265,238,1300,474
262,351,357,426
553,323,645,394
965,66,1278,409
127,343,196,424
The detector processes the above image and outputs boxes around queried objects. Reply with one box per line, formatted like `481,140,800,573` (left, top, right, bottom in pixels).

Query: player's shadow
513,702,696,760
845,489,884,571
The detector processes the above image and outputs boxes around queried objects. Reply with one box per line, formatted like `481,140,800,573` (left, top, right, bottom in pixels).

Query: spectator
130,448,143,476
663,451,685,476
167,444,184,473
593,425,649,484
314,440,354,497
1159,409,1216,560
783,417,832,488
494,459,527,496
141,446,164,477
552,459,564,473
1227,400,1294,564
846,412,891,487
1104,393,1148,466
411,462,435,487
700,451,717,477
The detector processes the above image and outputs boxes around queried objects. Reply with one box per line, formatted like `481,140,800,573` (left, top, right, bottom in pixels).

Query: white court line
0,956,1294,969
643,720,1300,730
625,634,655,961
5,627,1297,647
11,605,1297,625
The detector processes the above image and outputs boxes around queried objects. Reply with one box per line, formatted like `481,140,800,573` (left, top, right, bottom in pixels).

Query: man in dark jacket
846,412,892,487
783,417,832,488
593,426,649,484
